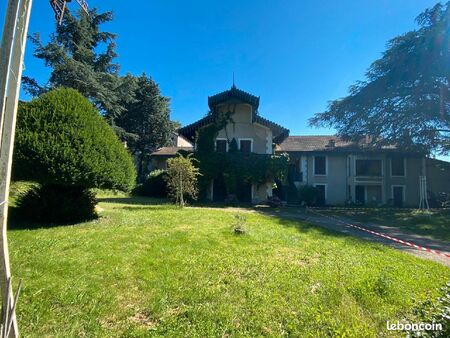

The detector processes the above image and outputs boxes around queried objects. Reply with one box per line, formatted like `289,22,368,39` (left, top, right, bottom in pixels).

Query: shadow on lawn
6,206,97,230
97,196,169,205
98,196,353,240
255,207,355,240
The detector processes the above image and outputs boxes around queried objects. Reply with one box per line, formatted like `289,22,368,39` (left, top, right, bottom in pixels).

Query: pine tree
115,74,172,180
23,8,135,121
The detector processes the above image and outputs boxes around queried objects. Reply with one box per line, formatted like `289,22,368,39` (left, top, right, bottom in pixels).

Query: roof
178,86,289,143
208,85,260,111
253,115,290,144
276,135,406,153
178,115,214,142
177,114,290,144
151,146,193,156
427,157,450,169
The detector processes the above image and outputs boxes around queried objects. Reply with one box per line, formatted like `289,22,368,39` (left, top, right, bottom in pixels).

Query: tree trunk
137,152,144,183
179,170,184,207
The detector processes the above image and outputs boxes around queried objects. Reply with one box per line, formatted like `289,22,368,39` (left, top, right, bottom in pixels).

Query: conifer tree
23,8,135,121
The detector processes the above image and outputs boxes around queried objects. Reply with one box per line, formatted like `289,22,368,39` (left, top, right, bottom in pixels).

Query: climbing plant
194,109,289,201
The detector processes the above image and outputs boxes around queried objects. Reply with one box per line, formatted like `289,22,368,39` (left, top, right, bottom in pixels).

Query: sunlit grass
8,195,450,337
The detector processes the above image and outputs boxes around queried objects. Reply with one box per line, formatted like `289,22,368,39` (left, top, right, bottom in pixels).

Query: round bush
16,184,97,224
13,88,136,191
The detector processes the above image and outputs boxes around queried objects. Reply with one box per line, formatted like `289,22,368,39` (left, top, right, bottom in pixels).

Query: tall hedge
13,88,136,191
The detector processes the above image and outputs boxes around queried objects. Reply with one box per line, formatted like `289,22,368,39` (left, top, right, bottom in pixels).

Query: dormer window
239,139,253,153
215,139,228,152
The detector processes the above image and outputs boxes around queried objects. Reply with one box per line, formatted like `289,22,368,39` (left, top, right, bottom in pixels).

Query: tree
115,74,172,181
166,154,200,207
23,8,135,122
13,88,136,222
310,2,450,154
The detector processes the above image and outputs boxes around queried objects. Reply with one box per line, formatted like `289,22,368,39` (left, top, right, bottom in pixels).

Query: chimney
327,139,336,148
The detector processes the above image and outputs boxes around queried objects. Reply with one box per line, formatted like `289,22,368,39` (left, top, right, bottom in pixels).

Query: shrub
166,154,201,206
13,88,136,223
13,88,136,191
298,185,318,206
16,184,97,224
133,170,168,197
286,183,299,203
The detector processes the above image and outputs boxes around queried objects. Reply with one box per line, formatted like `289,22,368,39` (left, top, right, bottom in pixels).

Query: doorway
237,183,252,203
212,175,227,202
392,186,404,207
355,185,365,205
315,184,326,206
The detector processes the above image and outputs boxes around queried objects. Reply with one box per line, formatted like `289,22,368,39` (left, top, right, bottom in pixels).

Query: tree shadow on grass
7,206,98,230
256,208,356,240
97,196,170,205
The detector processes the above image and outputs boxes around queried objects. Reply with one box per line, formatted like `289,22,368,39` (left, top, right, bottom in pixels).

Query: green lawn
318,208,450,242
8,195,450,337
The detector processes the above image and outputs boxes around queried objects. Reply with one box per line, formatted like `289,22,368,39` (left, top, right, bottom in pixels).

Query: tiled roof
276,135,399,153
253,115,289,144
427,157,450,168
178,114,289,144
208,85,260,110
177,115,215,142
178,86,289,143
151,146,193,156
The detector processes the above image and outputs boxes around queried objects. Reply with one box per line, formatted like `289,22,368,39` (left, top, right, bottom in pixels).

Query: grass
6,194,449,337
318,208,450,242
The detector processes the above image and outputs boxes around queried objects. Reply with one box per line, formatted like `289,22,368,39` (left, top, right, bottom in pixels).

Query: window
355,159,382,176
314,156,326,175
391,157,405,176
239,139,252,153
288,160,303,182
215,139,227,153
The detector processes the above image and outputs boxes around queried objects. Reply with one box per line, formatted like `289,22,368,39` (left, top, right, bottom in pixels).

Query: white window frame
313,183,327,202
215,138,228,152
390,157,407,177
313,155,328,176
391,185,406,203
238,138,253,153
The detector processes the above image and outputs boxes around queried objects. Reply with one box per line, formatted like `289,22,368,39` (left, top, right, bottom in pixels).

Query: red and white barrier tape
306,208,450,259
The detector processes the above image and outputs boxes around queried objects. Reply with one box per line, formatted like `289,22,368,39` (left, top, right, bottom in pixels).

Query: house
278,136,427,207
151,86,450,207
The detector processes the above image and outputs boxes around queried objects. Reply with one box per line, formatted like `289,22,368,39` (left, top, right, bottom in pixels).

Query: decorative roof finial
232,72,236,89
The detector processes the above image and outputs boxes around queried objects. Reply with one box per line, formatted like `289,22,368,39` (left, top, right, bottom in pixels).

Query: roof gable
178,86,289,144
208,85,260,111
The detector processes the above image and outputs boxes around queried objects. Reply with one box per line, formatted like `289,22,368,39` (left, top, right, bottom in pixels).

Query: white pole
419,176,423,209
0,0,33,336
0,0,21,140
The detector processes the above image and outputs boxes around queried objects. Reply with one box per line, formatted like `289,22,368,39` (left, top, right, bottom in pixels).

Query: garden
7,190,450,337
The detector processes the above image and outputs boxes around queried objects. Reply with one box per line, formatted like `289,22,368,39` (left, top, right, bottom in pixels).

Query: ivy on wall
193,108,289,200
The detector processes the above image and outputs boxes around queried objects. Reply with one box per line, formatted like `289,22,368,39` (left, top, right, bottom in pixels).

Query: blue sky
1,0,447,160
